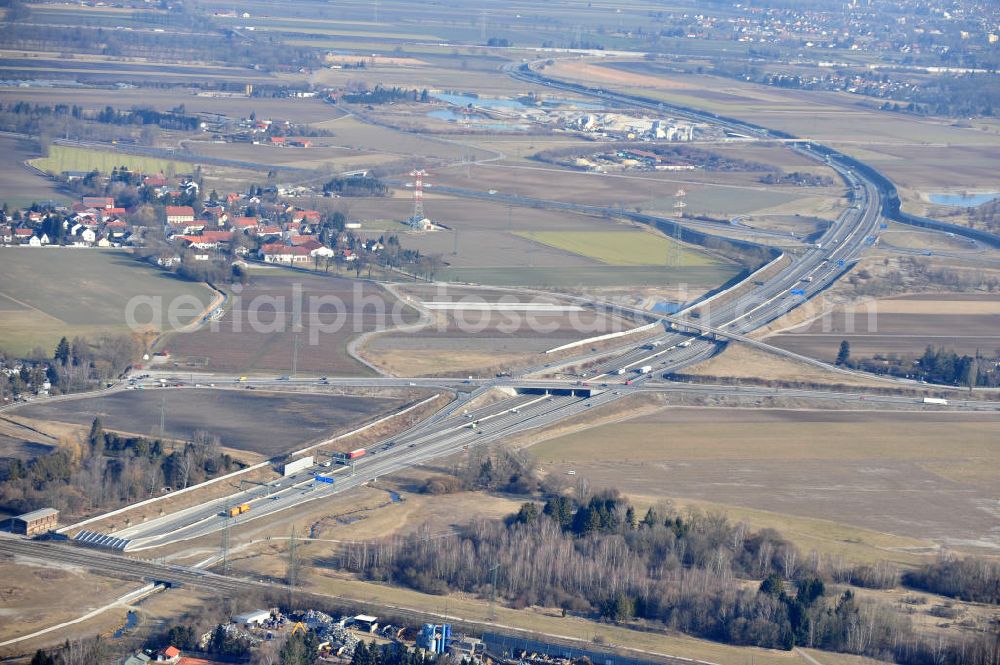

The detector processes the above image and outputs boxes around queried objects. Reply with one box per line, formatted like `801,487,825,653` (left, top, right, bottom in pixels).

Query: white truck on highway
678,340,692,348
922,397,948,406
616,368,627,375
637,365,652,374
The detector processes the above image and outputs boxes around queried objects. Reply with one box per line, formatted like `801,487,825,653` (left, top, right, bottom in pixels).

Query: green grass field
31,145,193,177
0,249,214,356
516,230,721,267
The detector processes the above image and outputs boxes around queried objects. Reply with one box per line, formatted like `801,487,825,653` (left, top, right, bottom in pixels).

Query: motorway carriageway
117,392,583,550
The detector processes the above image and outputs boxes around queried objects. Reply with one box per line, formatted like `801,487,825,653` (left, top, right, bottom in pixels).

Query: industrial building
351,614,379,633
233,609,273,626
11,507,58,536
417,623,452,654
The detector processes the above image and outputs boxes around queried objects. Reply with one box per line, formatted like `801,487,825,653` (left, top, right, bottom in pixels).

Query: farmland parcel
0,248,214,356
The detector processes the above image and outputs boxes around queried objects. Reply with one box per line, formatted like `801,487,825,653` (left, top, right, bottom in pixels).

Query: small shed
11,508,58,536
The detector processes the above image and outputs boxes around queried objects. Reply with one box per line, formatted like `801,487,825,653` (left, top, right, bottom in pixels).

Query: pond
928,192,999,207
113,611,139,638
431,92,527,109
431,92,601,111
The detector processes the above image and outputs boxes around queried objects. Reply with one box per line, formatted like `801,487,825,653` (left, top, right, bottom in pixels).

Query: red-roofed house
158,646,181,663
83,196,114,209
230,216,259,232
101,207,127,221
174,231,233,250
288,138,312,148
269,136,286,146
288,235,320,247
291,210,321,224
105,219,131,240
144,174,168,188
165,206,195,224
259,242,311,264
166,220,206,236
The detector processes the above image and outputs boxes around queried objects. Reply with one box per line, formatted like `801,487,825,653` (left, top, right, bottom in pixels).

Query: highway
112,391,590,551
14,57,978,556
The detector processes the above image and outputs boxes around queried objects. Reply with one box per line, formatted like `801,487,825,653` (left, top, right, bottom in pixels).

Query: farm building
11,507,58,536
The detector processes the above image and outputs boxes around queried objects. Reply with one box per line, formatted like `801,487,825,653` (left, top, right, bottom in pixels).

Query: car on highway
277,376,290,381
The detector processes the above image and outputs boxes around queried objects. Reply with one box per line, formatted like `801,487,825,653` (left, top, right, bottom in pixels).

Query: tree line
0,417,242,518
341,86,430,105
323,174,389,197
903,555,1000,604
336,486,1000,664
0,334,138,401
0,102,200,131
837,340,1000,387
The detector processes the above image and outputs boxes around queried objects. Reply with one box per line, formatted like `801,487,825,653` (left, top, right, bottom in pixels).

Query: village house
105,219,131,240
74,227,97,246
202,206,228,227
259,242,311,264
157,646,181,663
230,216,260,233
101,207,127,222
257,225,282,239
164,205,196,225
82,196,114,210
291,209,321,225
173,230,233,250
165,219,206,237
